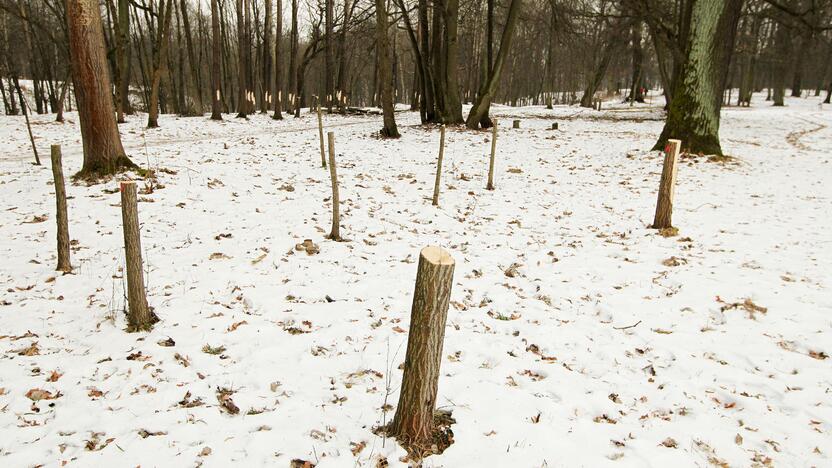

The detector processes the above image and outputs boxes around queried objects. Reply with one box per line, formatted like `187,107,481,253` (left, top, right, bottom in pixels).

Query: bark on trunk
389,246,455,446
50,145,72,273
375,0,400,138
326,132,341,241
148,0,174,128
120,181,154,331
272,0,284,119
66,0,133,177
653,0,743,156
652,139,681,229
466,0,522,129
211,0,223,119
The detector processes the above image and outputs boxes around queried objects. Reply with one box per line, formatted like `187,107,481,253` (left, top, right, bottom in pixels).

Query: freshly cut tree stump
487,120,498,190
317,98,327,168
389,246,455,448
512,119,520,129
432,125,446,206
326,132,341,241
50,145,71,272
652,139,682,229
120,181,153,331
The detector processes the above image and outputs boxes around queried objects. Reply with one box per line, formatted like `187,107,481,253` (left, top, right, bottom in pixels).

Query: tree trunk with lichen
65,0,134,177
653,0,742,156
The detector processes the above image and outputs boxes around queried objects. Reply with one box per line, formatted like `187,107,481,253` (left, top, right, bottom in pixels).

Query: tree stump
432,126,446,206
512,119,520,129
50,145,71,272
551,122,559,130
120,181,153,331
317,98,327,168
326,132,341,241
389,246,455,446
487,120,497,190
652,139,682,229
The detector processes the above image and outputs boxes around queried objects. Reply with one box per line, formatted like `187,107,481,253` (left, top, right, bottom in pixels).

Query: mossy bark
653,0,742,156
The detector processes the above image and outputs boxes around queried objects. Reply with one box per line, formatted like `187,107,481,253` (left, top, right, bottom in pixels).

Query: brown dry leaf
199,447,212,457
174,352,190,367
16,341,40,356
216,387,240,415
350,440,366,456
138,429,168,438
209,252,231,260
88,388,104,399
227,320,248,332
392,326,406,333
504,263,522,278
808,350,828,360
46,370,63,382
0,387,6,396
157,337,175,347
10,331,37,341
290,460,316,468
23,215,48,224
661,437,678,448
26,388,61,401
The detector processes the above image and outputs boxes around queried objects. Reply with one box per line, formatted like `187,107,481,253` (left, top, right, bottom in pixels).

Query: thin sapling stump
432,125,446,206
388,246,456,453
652,139,682,230
512,119,520,129
317,97,327,168
50,145,71,272
120,181,155,331
487,119,498,190
326,132,341,241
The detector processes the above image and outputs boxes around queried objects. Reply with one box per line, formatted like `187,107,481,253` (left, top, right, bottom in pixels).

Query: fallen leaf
26,388,60,401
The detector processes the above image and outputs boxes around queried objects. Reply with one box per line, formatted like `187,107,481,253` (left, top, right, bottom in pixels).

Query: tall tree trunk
288,0,298,115
325,0,333,111
181,0,203,113
628,18,644,103
272,0,283,119
442,0,463,124
65,0,134,177
262,0,272,113
211,0,223,119
653,0,743,156
375,0,399,137
115,0,130,122
148,0,174,128
419,0,435,122
790,32,807,97
235,0,248,117
772,23,789,107
336,0,354,111
465,0,522,129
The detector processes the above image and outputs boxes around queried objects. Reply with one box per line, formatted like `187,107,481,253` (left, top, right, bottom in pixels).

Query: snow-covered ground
0,94,830,467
